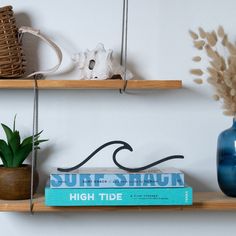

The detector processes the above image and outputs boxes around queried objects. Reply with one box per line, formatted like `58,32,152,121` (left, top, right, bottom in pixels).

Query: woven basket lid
0,6,13,13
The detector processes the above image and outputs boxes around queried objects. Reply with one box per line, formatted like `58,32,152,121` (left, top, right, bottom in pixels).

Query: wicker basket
0,5,25,78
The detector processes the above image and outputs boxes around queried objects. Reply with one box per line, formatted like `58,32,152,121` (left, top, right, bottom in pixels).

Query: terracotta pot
0,165,39,200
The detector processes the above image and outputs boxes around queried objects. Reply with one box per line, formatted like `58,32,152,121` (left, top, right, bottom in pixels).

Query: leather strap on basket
18,26,63,78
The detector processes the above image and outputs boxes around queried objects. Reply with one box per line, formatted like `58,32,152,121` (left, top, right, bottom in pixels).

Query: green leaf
9,131,21,155
1,124,13,144
21,130,43,147
12,143,32,167
34,139,49,146
0,139,13,167
13,114,17,132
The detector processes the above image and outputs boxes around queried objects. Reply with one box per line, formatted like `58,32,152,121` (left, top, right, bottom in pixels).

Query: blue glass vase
217,119,236,197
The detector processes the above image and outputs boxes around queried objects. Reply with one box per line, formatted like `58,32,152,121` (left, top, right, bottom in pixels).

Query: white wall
0,0,236,235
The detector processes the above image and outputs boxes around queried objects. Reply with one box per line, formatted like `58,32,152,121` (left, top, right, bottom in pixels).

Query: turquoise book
45,185,192,206
50,167,185,189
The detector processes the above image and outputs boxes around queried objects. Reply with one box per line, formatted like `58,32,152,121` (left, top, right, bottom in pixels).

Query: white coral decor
72,43,133,80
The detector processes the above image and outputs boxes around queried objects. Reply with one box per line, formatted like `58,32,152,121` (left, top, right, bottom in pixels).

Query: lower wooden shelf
0,192,236,212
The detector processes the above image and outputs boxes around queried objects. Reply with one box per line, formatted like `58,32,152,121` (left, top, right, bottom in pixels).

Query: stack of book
45,168,192,206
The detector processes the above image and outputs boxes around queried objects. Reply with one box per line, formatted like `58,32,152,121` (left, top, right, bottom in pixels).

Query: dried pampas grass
189,26,236,117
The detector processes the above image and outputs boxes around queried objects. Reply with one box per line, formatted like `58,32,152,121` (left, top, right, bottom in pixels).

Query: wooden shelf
1,192,236,212
0,79,182,90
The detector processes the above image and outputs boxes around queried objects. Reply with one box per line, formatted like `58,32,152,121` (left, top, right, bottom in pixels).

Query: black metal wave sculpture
57,141,184,173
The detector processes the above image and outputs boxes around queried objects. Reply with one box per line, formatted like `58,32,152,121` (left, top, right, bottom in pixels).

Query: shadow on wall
15,12,40,76
34,146,56,194
31,86,217,194
184,173,216,192
14,12,139,80
14,12,76,78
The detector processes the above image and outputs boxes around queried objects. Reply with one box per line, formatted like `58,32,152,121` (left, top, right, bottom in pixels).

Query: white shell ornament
72,43,133,80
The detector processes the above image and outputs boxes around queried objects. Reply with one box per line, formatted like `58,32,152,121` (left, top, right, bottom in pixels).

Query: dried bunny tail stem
207,67,218,78
223,110,235,116
226,41,236,55
227,65,236,75
225,77,233,87
228,56,236,66
210,60,222,71
230,89,236,96
233,75,236,82
217,71,224,81
194,40,205,50
198,27,207,38
212,94,220,101
231,103,236,112
217,85,230,97
212,31,218,42
232,106,236,115
222,35,228,46
215,50,221,57
217,26,225,38
190,69,204,76
189,30,199,40
220,56,226,70
193,78,203,84
192,56,201,62
223,71,231,82
229,59,236,69
207,77,215,85
206,32,217,47
205,44,218,59
230,56,236,67
223,98,233,107
223,70,231,76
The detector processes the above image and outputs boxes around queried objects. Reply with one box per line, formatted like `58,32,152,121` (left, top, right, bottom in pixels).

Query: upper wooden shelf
0,192,236,212
0,79,182,90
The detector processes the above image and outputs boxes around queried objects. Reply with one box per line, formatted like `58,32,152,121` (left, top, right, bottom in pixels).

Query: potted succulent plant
0,117,47,200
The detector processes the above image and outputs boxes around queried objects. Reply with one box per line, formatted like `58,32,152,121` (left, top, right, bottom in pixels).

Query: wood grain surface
1,192,236,212
0,80,182,90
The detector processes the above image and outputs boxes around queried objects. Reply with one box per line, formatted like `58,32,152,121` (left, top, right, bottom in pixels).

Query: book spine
50,173,184,189
45,187,192,206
